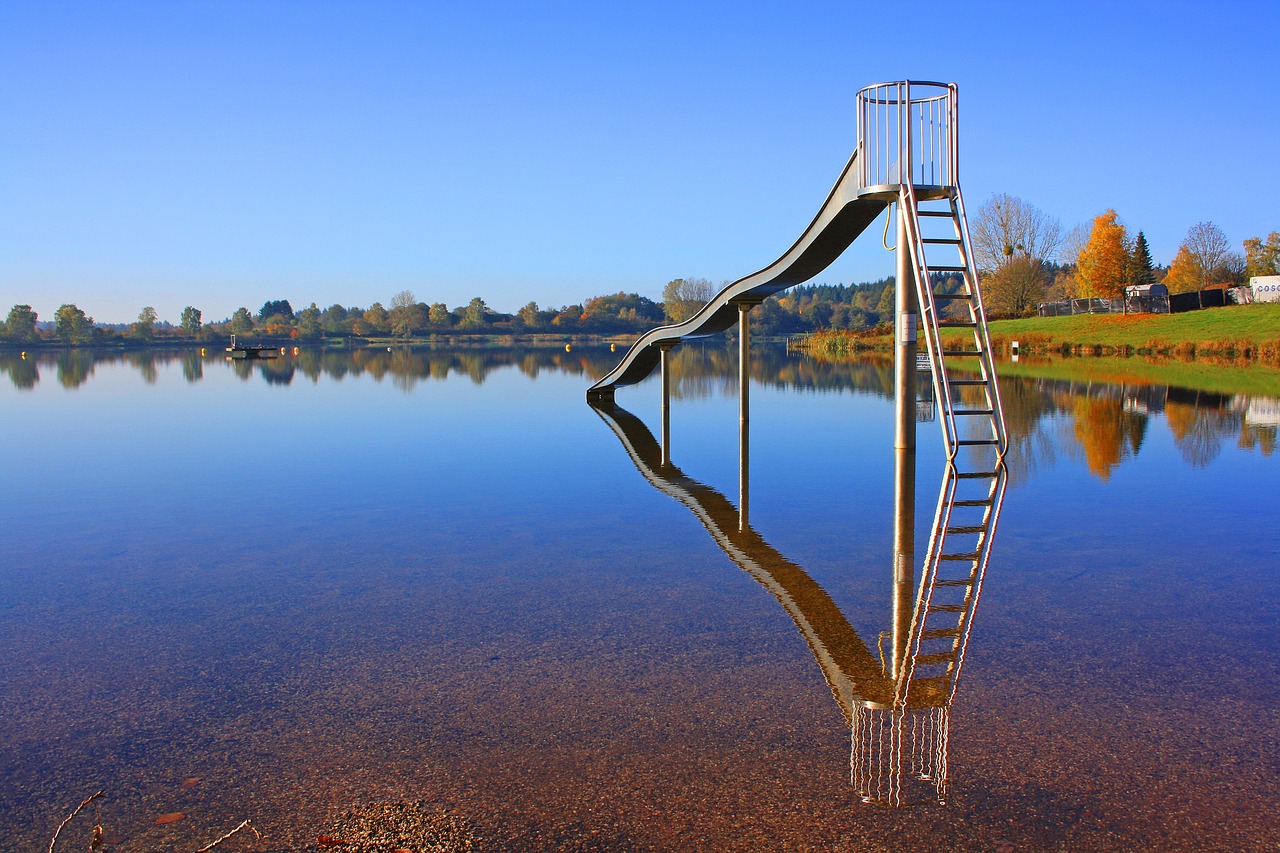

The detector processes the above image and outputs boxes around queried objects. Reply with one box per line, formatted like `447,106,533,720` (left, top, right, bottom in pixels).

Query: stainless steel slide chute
586,150,887,399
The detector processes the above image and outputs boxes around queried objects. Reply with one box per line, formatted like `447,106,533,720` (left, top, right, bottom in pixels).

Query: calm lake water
1,345,1277,852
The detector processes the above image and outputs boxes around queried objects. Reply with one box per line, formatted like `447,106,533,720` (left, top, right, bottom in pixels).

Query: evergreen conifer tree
1129,231,1155,287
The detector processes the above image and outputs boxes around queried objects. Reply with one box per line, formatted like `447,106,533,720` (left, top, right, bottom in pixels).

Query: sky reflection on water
0,346,1277,851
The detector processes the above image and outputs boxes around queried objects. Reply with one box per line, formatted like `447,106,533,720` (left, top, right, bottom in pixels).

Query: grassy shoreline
799,303,1280,364
984,356,1280,397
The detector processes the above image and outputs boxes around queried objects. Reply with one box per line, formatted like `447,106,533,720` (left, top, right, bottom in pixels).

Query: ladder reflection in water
588,396,1007,807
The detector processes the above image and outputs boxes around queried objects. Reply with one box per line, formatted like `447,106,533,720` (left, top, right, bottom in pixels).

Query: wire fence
1039,286,1254,317
1037,294,1168,317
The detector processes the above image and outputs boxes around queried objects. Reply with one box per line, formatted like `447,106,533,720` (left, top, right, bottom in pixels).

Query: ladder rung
942,350,982,357
956,439,1000,446
956,471,999,479
921,627,960,640
954,409,995,416
933,293,973,301
930,265,968,272
955,498,994,506
946,525,986,534
923,237,963,245
929,604,965,613
936,578,975,588
917,210,953,217
948,378,986,385
914,652,957,666
940,552,979,561
911,671,952,691
937,321,977,328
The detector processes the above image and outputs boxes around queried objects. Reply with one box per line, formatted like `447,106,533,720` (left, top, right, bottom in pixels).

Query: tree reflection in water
54,351,96,389
0,347,1275,476
994,376,1274,479
0,355,38,390
181,351,203,384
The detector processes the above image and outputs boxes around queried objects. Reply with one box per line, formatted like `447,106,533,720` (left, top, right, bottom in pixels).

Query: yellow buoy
610,343,616,352
387,346,392,352
20,352,27,359
293,347,299,355
200,347,206,356
280,347,286,354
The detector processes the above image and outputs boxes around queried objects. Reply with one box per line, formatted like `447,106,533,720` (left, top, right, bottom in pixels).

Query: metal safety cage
851,704,949,807
856,81,958,193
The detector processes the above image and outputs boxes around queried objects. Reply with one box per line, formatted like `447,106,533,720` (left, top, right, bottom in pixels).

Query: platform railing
857,81,957,191
852,704,949,807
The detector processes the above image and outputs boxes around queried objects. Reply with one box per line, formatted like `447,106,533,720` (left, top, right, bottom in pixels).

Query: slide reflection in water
588,397,1007,807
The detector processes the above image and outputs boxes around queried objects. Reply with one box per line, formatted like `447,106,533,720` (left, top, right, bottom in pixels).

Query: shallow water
1,346,1277,851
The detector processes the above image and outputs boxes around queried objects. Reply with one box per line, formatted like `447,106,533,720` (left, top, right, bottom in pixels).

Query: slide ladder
898,464,1007,711
902,182,1008,464
893,180,1010,712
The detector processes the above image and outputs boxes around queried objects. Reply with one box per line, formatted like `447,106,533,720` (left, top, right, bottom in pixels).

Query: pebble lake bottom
0,345,1276,851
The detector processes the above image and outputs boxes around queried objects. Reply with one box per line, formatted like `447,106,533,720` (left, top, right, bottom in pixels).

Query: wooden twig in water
47,790,104,853
195,819,263,852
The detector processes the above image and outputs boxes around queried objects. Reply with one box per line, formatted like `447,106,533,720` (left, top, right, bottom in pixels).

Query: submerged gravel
316,802,476,852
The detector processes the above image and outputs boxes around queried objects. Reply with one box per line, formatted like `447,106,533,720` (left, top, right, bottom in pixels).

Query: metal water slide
586,82,1008,463
587,82,1011,807
585,149,889,399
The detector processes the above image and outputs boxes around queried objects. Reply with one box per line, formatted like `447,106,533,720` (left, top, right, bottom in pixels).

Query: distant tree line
5,205,1275,343
966,193,1276,317
7,348,1272,473
3,275,937,346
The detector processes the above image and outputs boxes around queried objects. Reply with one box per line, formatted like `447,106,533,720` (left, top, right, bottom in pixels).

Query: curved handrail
587,150,887,399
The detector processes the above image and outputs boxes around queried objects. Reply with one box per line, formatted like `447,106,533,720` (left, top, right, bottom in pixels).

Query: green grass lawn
808,303,1280,361
800,303,1280,393
982,302,1280,352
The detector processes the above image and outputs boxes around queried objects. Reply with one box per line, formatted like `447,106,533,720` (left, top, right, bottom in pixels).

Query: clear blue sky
2,0,1276,324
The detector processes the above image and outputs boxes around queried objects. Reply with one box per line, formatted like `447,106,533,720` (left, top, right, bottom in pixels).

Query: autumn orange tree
1075,210,1128,298
1163,246,1202,294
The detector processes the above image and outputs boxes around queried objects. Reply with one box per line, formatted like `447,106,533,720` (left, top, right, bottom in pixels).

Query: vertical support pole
894,200,918,451
892,196,919,680
738,303,751,425
660,342,675,466
739,405,750,532
738,303,751,531
891,447,916,678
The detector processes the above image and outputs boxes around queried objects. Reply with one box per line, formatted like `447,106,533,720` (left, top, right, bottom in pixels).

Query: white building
1250,275,1280,303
